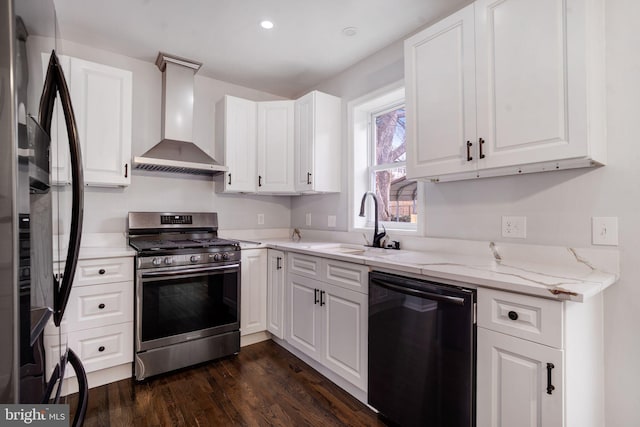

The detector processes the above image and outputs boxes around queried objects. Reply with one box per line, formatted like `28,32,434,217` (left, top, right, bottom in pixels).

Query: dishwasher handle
370,277,466,306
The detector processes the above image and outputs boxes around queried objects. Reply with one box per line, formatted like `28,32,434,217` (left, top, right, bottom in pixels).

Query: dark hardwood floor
68,340,387,426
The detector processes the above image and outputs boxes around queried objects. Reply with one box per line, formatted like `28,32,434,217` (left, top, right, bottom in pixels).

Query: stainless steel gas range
128,212,241,380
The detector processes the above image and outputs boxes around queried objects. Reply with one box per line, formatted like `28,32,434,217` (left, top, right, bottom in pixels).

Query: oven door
136,263,240,352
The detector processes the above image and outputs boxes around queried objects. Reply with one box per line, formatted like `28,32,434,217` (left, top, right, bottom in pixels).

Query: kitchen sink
309,243,392,256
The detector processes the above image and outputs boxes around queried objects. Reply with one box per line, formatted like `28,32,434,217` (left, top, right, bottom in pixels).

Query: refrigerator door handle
67,349,88,427
41,349,88,427
40,51,84,326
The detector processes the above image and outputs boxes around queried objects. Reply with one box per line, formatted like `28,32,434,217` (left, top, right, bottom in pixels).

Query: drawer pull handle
508,310,518,321
466,141,473,161
314,289,319,305
98,303,105,309
98,346,105,352
99,269,106,275
546,363,555,394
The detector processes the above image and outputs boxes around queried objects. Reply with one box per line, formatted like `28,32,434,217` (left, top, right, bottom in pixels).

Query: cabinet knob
508,311,518,321
98,346,105,352
98,303,105,309
99,269,106,275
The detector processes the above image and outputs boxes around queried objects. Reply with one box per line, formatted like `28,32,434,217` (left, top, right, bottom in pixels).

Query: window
350,83,422,234
370,104,417,227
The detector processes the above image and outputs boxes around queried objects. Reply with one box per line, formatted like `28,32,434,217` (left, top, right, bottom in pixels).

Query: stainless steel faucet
359,192,386,248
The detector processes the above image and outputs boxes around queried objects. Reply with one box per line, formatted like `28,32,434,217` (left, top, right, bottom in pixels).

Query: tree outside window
371,105,417,225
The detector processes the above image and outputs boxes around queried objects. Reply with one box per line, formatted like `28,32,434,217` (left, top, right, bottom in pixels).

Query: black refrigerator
0,0,88,424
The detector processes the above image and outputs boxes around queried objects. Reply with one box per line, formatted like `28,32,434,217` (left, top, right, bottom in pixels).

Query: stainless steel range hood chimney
133,52,227,175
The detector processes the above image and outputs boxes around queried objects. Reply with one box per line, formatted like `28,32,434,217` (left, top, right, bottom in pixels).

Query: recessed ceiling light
342,26,358,37
260,20,274,30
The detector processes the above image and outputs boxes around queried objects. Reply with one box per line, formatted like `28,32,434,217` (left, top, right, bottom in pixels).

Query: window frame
348,81,424,236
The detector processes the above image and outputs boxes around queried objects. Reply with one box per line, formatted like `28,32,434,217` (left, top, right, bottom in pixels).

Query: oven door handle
140,264,240,278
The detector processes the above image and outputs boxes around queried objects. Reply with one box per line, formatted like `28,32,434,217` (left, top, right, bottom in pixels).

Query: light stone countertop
259,238,618,303
57,231,618,302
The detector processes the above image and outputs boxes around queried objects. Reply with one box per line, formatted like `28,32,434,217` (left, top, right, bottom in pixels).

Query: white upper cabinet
217,97,296,194
257,101,296,194
294,91,342,193
406,0,605,182
41,53,72,185
216,95,257,193
70,58,132,186
404,5,477,178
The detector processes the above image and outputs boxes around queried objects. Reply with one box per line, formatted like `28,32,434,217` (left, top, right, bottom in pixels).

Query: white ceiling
51,0,469,97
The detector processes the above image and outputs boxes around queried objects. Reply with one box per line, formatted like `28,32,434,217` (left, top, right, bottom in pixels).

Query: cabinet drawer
75,257,133,286
68,322,133,375
478,288,563,348
323,259,369,294
64,281,133,332
288,253,321,279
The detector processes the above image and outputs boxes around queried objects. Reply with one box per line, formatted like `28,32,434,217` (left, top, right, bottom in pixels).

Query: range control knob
163,257,173,265
190,255,201,263
212,253,221,262
222,252,231,261
152,257,162,266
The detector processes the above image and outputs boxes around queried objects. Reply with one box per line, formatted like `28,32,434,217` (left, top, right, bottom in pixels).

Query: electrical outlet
328,215,336,228
257,214,264,225
502,216,526,238
592,217,618,245
305,213,312,226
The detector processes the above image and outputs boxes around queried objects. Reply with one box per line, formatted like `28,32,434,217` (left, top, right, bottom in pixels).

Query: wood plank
65,340,385,426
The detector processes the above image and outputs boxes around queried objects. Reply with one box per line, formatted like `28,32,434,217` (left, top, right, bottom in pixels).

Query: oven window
141,270,239,342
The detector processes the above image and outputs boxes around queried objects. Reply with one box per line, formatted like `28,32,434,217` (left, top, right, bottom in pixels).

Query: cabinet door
286,274,323,361
70,58,132,186
267,250,285,339
322,283,367,391
222,95,257,192
477,328,563,427
240,249,267,336
41,53,72,185
294,92,314,192
405,4,477,179
257,101,295,193
475,0,586,169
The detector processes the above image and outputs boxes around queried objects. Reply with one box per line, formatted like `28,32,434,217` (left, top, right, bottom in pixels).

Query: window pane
374,167,417,223
375,106,406,165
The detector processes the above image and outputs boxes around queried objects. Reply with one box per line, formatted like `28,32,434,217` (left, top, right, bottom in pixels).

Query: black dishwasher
368,271,476,427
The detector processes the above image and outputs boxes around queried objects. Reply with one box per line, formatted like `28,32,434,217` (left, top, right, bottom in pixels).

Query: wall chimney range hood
133,52,227,175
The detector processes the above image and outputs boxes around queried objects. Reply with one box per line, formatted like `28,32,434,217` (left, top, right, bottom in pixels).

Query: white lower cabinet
285,256,368,391
477,288,604,427
44,256,134,389
266,249,286,339
477,328,563,427
240,248,268,336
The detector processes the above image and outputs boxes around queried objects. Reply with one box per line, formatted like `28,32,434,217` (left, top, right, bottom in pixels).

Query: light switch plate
502,216,526,238
328,215,336,228
305,213,312,226
592,217,618,245
257,214,264,225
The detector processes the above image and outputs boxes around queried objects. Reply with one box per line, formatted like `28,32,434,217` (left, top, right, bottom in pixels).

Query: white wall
42,39,292,234
294,0,640,425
